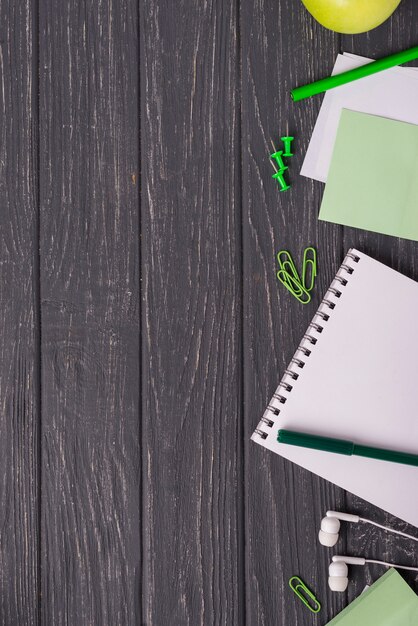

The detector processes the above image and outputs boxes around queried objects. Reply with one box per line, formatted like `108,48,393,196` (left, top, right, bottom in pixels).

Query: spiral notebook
252,249,418,528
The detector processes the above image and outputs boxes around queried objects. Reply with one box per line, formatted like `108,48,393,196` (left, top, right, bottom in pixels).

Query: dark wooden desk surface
1,0,417,624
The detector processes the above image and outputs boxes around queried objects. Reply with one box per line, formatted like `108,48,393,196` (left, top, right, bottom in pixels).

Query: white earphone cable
360,517,418,543
365,559,418,572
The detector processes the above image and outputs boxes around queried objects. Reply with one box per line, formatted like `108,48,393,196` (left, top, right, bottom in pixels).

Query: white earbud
328,560,348,592
318,511,360,547
319,510,418,548
319,517,340,547
328,555,418,592
328,557,366,592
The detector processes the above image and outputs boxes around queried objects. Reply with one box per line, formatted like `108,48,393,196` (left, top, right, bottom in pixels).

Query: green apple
301,0,402,34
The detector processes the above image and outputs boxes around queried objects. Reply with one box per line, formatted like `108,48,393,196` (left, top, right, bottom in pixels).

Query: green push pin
281,136,294,158
272,170,291,191
270,150,287,171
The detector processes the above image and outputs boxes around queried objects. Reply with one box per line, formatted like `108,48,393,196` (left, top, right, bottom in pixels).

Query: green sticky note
319,109,418,242
326,569,418,625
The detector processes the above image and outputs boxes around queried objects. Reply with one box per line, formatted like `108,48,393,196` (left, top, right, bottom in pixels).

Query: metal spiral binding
272,392,287,403
253,250,361,441
334,276,348,286
284,368,299,380
316,311,329,321
254,428,268,439
346,251,360,262
291,357,305,368
298,345,311,357
260,416,274,427
309,322,324,333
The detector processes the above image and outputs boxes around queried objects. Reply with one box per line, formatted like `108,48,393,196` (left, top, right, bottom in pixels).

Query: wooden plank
240,3,350,624
38,1,141,623
140,0,243,623
341,2,418,602
0,1,40,624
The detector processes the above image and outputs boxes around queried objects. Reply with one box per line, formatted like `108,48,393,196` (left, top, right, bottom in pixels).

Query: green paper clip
276,250,311,304
302,247,317,292
276,249,316,304
277,269,311,304
276,269,303,298
289,576,321,614
277,250,301,283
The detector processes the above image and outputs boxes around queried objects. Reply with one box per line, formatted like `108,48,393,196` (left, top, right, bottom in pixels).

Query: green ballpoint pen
277,429,418,468
291,45,418,102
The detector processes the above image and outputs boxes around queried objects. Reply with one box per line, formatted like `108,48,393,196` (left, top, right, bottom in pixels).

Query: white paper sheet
301,53,418,183
252,249,418,528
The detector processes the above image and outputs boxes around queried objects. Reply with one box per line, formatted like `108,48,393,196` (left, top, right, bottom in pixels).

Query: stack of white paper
301,53,418,183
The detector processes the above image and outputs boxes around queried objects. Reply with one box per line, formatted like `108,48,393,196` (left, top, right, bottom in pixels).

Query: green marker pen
291,45,418,102
278,429,418,468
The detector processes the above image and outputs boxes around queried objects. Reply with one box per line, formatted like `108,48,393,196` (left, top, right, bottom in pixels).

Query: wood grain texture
240,2,350,623
341,0,418,603
0,1,40,624
140,0,243,624
1,0,417,623
39,1,140,624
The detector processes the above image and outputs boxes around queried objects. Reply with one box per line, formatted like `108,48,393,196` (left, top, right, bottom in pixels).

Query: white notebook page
252,249,418,528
